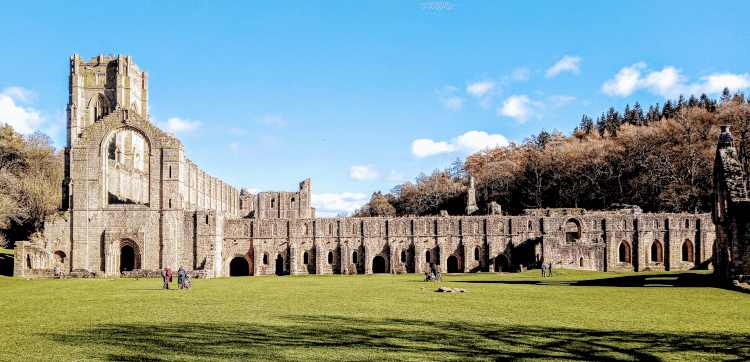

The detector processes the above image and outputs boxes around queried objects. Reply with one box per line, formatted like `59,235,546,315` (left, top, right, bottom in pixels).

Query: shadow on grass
0,253,13,276
45,315,750,361
461,272,750,292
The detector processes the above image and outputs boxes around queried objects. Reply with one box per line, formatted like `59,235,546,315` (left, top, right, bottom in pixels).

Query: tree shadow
44,315,750,361
460,272,750,293
0,252,13,276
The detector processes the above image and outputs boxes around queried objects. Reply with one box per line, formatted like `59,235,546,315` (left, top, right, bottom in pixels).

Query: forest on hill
354,89,750,217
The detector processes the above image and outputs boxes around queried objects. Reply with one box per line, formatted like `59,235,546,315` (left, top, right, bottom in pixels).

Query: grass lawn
1,270,748,361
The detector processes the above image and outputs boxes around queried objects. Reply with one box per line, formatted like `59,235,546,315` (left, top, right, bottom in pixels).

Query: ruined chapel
14,55,722,278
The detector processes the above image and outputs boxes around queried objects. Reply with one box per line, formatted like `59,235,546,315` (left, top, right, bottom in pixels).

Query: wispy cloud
436,85,464,111
512,67,531,81
157,117,202,133
548,95,576,108
546,55,583,78
259,136,282,148
602,62,750,99
224,141,250,154
497,95,542,123
348,165,405,182
0,87,44,134
411,130,509,158
257,115,285,126
312,192,369,218
228,127,246,135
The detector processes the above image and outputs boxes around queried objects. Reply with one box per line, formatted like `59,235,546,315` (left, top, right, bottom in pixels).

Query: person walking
548,262,553,278
162,267,171,290
541,263,547,277
177,266,186,290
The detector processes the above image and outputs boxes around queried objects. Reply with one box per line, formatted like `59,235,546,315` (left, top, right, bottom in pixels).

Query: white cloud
348,165,380,181
312,192,368,218
257,115,285,126
0,88,44,134
497,95,542,123
411,130,509,158
601,62,647,97
546,55,583,78
157,117,202,133
602,63,750,99
466,80,496,97
348,165,406,182
512,68,530,81
548,95,577,108
436,85,464,111
228,127,246,135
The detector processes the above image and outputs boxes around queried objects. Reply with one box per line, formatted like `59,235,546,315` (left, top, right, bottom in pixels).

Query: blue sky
2,1,750,216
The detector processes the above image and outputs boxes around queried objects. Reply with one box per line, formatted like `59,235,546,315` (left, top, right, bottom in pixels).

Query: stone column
315,241,324,275
253,245,260,276
463,242,471,273
289,245,298,275
340,243,348,275
364,245,372,274
414,241,423,274
390,242,397,274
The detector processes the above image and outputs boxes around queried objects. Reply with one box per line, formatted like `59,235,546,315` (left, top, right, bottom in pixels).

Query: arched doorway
275,255,284,276
229,257,250,276
120,245,135,272
619,241,631,263
447,255,460,273
372,255,386,273
495,255,509,272
651,241,663,262
53,250,66,266
682,240,694,262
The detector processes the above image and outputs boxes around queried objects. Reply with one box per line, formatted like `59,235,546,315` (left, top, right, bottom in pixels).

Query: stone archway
447,255,460,273
495,255,509,272
120,245,135,272
230,257,250,276
372,255,386,273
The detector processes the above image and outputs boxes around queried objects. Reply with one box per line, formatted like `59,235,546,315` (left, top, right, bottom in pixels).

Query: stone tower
66,54,149,148
466,177,479,215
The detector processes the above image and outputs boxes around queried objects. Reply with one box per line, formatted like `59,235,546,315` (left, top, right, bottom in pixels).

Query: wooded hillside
355,90,750,217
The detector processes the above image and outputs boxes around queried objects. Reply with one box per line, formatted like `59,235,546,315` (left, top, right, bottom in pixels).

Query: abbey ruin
13,55,721,278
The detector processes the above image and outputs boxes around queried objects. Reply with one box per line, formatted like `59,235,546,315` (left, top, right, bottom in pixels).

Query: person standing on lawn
548,262,553,278
177,266,186,290
162,267,172,289
541,262,547,277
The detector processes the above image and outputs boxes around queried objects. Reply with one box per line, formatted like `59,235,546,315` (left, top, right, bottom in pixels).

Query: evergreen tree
633,102,645,126
721,87,732,104
577,114,594,134
688,95,699,108
646,103,661,125
662,100,674,120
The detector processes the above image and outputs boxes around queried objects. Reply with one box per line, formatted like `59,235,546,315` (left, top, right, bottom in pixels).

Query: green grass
1,270,748,361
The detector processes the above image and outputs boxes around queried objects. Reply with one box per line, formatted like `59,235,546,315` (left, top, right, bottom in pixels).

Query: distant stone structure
712,125,750,282
12,55,717,278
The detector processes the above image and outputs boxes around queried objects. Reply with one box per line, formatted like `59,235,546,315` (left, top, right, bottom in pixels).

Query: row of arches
617,240,701,264
228,252,512,276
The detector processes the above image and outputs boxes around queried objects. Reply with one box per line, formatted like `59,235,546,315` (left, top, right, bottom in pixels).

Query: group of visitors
53,266,66,279
541,262,553,277
424,263,442,282
162,266,192,290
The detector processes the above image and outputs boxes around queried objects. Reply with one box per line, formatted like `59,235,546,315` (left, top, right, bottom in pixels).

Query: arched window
619,241,631,263
352,251,358,263
685,219,690,229
271,198,275,208
401,250,406,263
580,257,584,267
328,251,333,264
682,240,694,262
528,220,533,230
304,224,309,235
565,219,581,243
352,224,356,234
426,250,431,263
474,247,479,260
328,224,332,235
623,220,627,229
291,197,295,208
205,215,209,224
263,254,268,265
651,241,663,262
303,252,309,264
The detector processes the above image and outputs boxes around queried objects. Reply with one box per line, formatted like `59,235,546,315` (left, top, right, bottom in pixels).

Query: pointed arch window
682,240,694,262
651,241,663,262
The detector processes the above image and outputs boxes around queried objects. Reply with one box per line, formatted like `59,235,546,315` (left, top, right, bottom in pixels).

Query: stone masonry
13,55,717,278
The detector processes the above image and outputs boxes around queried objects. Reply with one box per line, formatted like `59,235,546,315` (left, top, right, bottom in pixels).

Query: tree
576,114,594,134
